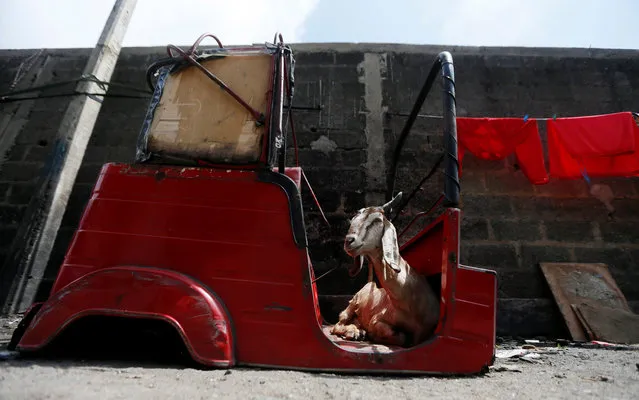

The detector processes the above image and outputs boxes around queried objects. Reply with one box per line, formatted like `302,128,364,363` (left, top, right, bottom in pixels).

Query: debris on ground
495,349,529,359
586,375,613,382
494,338,567,365
581,340,639,350
2,346,638,400
494,347,555,365
492,335,639,370
489,365,522,373
520,353,543,364
497,336,639,351
2,316,21,329
0,350,20,361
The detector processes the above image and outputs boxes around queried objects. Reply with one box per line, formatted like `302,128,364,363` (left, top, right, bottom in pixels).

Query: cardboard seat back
136,47,276,166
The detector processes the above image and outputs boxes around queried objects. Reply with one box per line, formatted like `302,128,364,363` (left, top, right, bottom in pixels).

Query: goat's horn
382,191,403,214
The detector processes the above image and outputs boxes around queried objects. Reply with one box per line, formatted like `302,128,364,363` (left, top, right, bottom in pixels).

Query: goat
329,192,440,347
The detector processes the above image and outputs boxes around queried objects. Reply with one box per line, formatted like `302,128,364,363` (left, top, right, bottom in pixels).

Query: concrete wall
1,44,638,338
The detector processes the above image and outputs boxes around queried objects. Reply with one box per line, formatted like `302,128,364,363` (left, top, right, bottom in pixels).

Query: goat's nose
345,235,356,245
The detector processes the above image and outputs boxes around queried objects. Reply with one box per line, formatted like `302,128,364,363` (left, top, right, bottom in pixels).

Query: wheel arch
15,265,235,367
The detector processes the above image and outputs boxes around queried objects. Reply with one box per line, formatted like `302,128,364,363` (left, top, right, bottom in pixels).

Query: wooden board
573,302,639,344
571,303,596,340
539,262,631,342
147,52,273,164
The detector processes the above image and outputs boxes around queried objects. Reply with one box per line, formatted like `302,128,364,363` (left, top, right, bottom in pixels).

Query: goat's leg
367,318,407,347
330,286,373,341
337,304,356,324
330,319,367,341
331,282,373,328
343,322,367,341
333,297,358,326
330,295,358,334
331,307,368,341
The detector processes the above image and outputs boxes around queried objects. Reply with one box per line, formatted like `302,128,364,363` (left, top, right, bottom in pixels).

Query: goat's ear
382,192,403,216
381,220,401,272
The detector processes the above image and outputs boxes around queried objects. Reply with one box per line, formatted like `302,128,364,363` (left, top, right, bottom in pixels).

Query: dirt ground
1,315,638,400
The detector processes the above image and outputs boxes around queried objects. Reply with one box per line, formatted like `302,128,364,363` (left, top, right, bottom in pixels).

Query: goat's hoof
344,329,367,341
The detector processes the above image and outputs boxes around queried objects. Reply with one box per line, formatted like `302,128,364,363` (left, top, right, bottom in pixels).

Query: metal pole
0,0,137,314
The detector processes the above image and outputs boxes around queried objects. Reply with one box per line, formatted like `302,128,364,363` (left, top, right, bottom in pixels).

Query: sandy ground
1,315,638,400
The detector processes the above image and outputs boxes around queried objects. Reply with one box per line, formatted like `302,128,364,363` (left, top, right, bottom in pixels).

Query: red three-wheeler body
9,36,497,375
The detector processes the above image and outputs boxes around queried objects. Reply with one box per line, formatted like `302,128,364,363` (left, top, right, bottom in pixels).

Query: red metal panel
400,220,445,277
52,164,304,293
451,266,497,356
18,266,234,367
46,163,315,366
456,265,498,306
399,208,461,336
18,162,497,375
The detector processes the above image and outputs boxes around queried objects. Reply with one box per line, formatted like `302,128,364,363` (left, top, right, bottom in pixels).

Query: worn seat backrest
137,46,277,167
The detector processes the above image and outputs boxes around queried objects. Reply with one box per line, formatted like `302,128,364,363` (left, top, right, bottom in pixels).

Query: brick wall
1,44,638,337
0,49,89,287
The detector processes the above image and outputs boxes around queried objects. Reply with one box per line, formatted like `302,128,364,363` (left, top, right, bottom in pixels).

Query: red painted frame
11,162,497,375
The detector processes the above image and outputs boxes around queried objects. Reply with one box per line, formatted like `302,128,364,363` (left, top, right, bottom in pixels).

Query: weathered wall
1,43,638,338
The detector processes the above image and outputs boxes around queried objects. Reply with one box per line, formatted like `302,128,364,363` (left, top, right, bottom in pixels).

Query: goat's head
343,192,403,277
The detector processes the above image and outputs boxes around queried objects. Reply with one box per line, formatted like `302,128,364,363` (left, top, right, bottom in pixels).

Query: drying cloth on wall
457,117,549,184
549,112,636,157
547,112,639,179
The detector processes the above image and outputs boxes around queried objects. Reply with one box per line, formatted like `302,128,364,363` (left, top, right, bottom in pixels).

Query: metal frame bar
386,51,460,209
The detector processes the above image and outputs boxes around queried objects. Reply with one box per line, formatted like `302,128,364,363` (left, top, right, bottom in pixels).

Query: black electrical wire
0,74,152,104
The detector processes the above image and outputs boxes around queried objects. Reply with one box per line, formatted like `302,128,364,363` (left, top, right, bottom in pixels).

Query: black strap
301,170,331,228
391,152,445,223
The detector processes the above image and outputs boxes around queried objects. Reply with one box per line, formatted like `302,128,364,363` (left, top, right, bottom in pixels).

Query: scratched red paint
13,163,497,375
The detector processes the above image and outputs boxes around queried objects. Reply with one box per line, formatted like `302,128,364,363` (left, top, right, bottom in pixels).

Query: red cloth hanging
457,117,549,185
547,112,639,179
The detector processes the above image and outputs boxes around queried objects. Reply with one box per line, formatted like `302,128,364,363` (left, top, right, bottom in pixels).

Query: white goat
330,192,440,347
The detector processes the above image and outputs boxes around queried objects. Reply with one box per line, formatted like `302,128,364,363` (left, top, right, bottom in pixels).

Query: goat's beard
348,255,364,277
